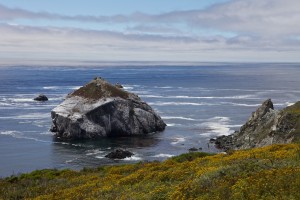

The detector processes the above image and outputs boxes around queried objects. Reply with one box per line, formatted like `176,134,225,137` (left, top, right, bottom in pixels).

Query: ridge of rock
50,77,166,139
214,99,300,150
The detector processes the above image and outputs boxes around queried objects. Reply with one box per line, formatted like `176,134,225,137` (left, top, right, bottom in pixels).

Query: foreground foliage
1,144,300,200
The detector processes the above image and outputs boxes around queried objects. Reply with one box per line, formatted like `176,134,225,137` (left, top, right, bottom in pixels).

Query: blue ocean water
0,63,299,177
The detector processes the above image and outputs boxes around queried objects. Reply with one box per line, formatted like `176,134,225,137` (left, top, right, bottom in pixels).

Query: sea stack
50,77,166,139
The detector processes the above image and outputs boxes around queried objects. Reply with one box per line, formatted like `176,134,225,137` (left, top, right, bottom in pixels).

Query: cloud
1,0,300,38
0,0,300,64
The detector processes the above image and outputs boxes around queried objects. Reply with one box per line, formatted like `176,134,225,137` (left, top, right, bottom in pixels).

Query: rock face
50,77,166,139
215,99,300,150
34,94,48,101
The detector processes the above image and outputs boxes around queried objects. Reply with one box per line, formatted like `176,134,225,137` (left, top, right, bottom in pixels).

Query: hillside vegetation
1,143,300,200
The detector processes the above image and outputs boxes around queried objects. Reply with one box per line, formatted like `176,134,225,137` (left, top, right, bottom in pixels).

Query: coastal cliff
215,99,300,150
50,77,166,139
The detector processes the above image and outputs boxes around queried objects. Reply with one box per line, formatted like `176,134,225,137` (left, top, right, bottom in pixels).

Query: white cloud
0,0,300,64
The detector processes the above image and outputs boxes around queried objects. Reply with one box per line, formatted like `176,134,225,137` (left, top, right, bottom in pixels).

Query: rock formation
105,149,134,159
214,99,300,150
50,77,166,139
34,94,48,101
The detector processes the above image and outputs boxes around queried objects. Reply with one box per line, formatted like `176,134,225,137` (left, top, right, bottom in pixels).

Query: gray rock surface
214,99,300,150
50,77,166,139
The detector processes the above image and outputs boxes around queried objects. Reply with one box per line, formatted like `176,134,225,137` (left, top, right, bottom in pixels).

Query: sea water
0,63,299,177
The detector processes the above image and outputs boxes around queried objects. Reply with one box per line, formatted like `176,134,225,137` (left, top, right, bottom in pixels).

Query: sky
0,0,299,65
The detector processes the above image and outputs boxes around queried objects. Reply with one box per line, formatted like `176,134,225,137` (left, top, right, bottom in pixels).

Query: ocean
0,63,299,177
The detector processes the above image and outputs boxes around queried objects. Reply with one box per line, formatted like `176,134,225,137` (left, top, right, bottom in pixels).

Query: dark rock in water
34,94,48,101
189,147,199,152
213,99,300,150
105,149,134,159
50,77,166,139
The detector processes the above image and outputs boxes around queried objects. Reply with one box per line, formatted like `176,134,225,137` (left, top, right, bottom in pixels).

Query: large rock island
215,99,300,150
50,77,166,139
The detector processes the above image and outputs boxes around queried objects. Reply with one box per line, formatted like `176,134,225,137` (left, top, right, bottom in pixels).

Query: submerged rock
105,149,134,159
50,77,166,139
214,99,300,150
34,94,48,101
188,147,199,152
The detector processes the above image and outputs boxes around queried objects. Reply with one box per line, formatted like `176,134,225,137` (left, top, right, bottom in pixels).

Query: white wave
209,116,230,122
164,95,258,100
0,131,18,136
152,154,174,158
39,131,53,135
221,102,261,107
139,95,164,98
43,86,81,90
69,86,81,90
86,149,105,156
95,156,105,159
166,123,181,127
158,86,173,89
227,124,243,128
123,155,142,161
199,116,234,136
65,157,79,164
171,137,186,145
123,86,134,90
0,113,49,120
71,143,84,147
162,116,196,121
149,102,214,106
129,90,149,94
11,98,34,103
43,86,60,90
287,102,295,106
0,130,50,142
0,102,12,106
49,97,64,101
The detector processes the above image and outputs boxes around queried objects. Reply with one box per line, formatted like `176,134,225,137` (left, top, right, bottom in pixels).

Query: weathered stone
50,77,166,139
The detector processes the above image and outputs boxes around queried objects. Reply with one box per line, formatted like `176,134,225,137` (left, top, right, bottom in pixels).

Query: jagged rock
105,149,134,159
50,77,166,139
34,94,48,101
214,99,300,150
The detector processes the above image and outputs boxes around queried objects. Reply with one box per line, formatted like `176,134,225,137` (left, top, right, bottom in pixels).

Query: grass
1,143,300,199
70,78,130,100
281,102,300,141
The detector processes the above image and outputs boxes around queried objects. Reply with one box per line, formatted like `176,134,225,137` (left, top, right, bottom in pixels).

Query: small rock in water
105,149,134,159
189,147,198,152
34,94,48,101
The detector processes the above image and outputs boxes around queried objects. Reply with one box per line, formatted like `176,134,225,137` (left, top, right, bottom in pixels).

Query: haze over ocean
0,63,299,177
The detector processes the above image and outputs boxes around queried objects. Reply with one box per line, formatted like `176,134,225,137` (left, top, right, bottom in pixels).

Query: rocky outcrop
34,94,48,101
214,99,300,150
50,77,166,139
105,149,134,159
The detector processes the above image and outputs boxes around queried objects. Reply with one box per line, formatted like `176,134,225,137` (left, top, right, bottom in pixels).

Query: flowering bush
0,143,299,199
